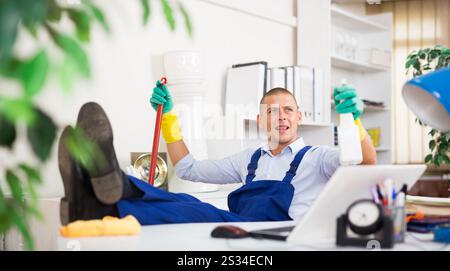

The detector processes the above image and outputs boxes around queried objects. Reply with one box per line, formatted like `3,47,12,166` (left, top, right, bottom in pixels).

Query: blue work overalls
117,146,312,225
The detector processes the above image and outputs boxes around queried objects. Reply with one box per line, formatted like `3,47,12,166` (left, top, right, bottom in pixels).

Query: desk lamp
402,67,450,132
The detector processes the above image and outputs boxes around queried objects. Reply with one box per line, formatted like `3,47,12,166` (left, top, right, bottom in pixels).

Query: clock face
347,200,381,228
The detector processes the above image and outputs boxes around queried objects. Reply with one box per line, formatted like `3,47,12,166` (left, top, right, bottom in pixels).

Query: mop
149,77,167,185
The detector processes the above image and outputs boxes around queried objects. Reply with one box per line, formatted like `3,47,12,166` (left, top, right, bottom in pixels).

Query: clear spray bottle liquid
337,80,363,165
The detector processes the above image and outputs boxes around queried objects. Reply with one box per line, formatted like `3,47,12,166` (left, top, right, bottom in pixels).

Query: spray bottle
337,79,363,165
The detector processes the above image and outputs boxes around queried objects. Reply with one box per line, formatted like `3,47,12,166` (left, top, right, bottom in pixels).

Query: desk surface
57,221,448,251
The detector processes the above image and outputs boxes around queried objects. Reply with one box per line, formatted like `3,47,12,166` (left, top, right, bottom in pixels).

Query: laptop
249,165,426,244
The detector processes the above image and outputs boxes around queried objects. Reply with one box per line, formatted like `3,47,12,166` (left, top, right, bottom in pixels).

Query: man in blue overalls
58,82,377,225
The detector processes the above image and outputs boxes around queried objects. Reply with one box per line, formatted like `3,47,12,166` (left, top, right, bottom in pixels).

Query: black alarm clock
336,198,394,248
346,199,383,235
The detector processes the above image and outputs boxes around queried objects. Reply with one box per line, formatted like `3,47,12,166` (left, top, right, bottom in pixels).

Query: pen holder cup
383,205,406,243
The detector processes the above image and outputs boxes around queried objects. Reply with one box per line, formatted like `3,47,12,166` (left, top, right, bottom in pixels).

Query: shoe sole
76,102,123,205
58,126,75,226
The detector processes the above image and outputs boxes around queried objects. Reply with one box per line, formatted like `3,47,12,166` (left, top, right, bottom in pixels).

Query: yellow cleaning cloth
60,215,141,238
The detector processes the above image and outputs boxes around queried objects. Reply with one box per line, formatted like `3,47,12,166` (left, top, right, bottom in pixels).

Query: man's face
258,93,302,148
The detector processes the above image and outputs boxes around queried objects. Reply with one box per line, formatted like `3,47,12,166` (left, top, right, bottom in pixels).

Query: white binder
313,68,324,123
225,62,267,119
294,66,314,122
293,66,301,109
266,69,272,92
270,67,285,88
285,66,294,94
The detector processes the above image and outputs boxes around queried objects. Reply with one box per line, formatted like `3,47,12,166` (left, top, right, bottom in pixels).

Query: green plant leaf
179,2,192,37
413,59,421,71
0,188,13,234
10,208,34,250
58,56,77,92
435,155,443,166
429,129,436,137
161,0,175,31
27,108,56,162
6,170,24,206
64,126,107,174
428,51,439,62
67,8,91,42
141,0,151,25
429,139,436,151
24,23,38,38
0,58,24,79
406,53,415,59
443,155,450,164
415,118,424,126
19,0,46,38
50,29,91,78
25,203,43,221
17,164,43,219
0,2,20,63
438,142,448,155
83,0,110,33
405,58,416,69
21,50,49,97
2,98,36,125
0,112,16,148
419,52,426,59
46,0,62,22
18,164,42,184
424,154,433,163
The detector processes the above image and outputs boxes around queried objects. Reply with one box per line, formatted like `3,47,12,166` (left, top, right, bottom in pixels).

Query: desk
57,220,449,251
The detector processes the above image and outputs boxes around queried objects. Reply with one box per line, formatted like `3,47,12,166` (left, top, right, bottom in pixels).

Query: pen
396,191,405,207
376,184,384,203
384,178,393,206
400,184,408,194
371,185,380,204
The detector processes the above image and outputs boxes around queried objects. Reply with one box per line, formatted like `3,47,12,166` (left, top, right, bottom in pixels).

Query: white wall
0,0,296,198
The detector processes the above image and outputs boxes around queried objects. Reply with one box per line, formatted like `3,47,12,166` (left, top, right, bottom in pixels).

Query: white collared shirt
175,137,340,220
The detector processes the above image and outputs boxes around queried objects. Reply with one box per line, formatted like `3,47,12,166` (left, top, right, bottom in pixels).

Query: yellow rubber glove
59,215,141,237
161,111,183,143
354,118,366,141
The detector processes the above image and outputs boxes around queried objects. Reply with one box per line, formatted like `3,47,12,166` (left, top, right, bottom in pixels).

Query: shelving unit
375,146,390,152
364,105,390,113
238,2,393,160
330,3,393,164
331,100,389,112
331,5,388,33
331,55,390,73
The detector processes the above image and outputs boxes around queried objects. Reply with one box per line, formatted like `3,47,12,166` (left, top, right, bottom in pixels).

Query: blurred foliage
0,0,191,250
405,45,450,168
63,126,107,174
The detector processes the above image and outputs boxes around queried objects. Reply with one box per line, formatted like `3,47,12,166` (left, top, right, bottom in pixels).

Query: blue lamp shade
402,67,450,132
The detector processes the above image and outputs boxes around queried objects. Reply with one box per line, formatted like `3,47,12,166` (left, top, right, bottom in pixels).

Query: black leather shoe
76,102,123,205
58,126,117,225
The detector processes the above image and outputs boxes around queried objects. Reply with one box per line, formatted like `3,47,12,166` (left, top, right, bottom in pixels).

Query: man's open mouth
276,125,290,131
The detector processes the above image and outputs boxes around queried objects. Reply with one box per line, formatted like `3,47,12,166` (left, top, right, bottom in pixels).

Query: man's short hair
259,87,298,107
